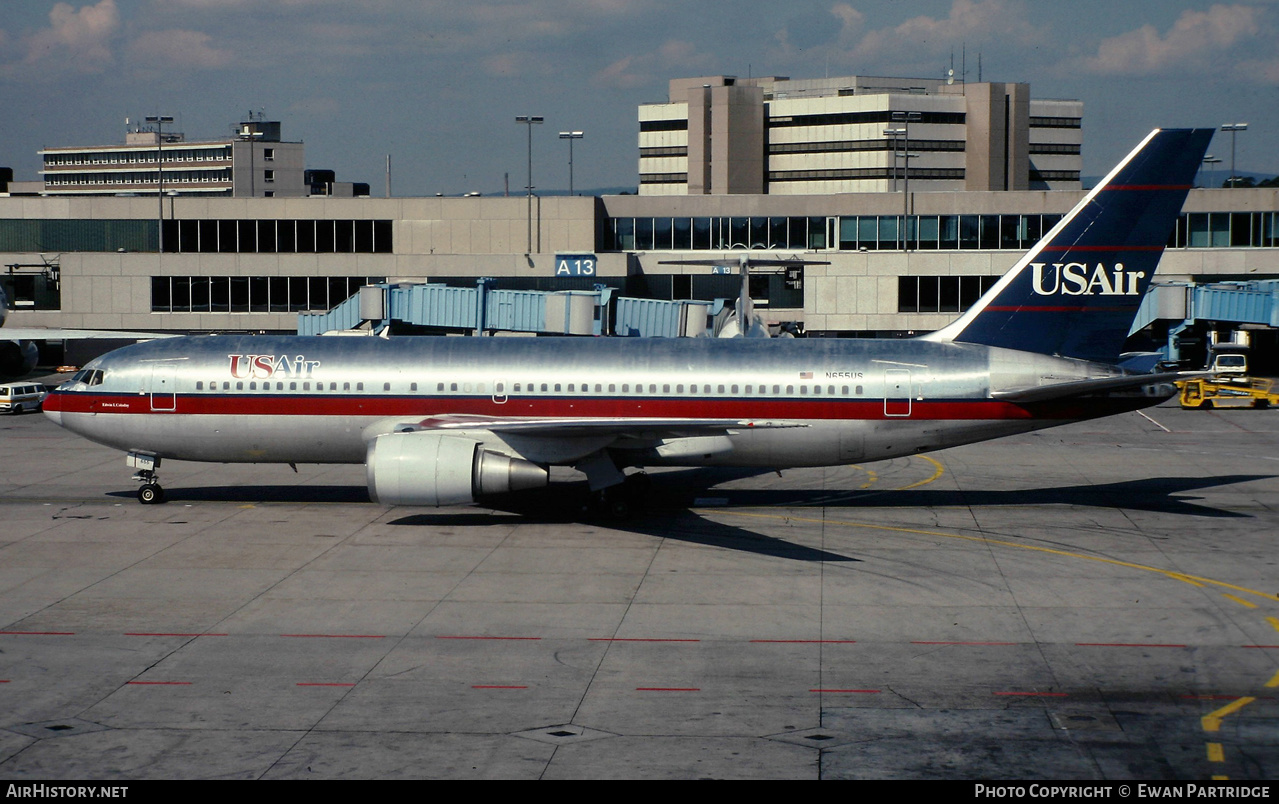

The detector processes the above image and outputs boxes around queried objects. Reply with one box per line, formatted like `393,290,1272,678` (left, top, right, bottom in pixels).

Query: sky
1,0,1277,196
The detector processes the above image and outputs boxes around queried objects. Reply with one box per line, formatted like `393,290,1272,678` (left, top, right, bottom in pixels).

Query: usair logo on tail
1030,263,1146,297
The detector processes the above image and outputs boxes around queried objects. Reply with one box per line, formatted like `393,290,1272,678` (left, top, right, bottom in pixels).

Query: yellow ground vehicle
1178,377,1279,409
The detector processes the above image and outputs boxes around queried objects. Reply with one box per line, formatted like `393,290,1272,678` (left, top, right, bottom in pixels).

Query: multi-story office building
38,119,307,198
638,75,1082,196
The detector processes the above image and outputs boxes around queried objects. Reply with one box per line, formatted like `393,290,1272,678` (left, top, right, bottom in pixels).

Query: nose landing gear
136,477,166,504
127,452,166,505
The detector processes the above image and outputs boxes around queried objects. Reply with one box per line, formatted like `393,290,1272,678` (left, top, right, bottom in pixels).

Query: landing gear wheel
585,486,635,521
606,492,633,520
138,483,165,505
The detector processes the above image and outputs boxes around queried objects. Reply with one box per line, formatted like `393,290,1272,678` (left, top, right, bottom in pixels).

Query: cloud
830,4,866,45
22,0,121,73
595,55,645,89
1079,4,1266,76
591,39,714,90
125,28,232,69
849,0,1043,61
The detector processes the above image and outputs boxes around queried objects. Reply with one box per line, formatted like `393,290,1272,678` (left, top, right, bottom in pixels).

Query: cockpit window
61,368,105,390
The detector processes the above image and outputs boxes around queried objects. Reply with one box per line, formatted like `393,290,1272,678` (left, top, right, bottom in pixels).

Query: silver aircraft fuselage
43,333,1153,470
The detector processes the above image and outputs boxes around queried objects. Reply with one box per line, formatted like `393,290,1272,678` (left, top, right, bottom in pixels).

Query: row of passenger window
503,381,866,396
193,380,869,396
198,380,375,392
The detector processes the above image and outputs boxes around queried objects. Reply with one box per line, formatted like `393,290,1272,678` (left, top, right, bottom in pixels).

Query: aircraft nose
41,394,62,427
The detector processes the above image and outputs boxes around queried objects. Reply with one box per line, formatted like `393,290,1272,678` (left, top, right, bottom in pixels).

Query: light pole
559,131,583,195
882,126,904,193
1220,123,1247,188
892,111,921,250
515,115,543,252
1201,155,1221,189
239,126,264,197
145,114,173,252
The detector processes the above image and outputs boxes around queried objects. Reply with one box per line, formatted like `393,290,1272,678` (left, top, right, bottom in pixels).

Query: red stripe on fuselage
43,391,1144,422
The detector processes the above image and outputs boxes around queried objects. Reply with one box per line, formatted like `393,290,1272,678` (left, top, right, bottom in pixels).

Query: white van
0,382,47,414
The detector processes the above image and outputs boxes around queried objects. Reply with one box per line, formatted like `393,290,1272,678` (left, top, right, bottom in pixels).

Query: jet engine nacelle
0,340,39,379
366,432,549,506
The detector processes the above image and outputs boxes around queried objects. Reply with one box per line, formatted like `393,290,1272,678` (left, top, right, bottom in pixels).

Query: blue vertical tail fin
927,128,1214,363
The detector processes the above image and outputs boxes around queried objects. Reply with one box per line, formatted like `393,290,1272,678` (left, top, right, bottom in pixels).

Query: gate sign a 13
555,254,597,276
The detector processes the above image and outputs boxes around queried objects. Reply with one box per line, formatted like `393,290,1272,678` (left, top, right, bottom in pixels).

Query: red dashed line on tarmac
751,640,857,644
589,638,700,643
637,687,700,692
911,641,1018,646
281,634,386,639
811,689,879,693
125,633,227,637
435,635,541,640
1075,643,1187,648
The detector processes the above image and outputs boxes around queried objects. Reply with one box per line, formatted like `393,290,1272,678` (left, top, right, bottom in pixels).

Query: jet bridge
1130,280,1279,363
299,281,728,339
298,281,613,337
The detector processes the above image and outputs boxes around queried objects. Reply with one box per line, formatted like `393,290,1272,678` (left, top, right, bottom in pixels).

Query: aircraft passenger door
884,369,911,417
492,380,508,405
150,365,177,412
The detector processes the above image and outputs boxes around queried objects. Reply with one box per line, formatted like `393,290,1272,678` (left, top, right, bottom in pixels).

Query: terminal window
151,275,383,314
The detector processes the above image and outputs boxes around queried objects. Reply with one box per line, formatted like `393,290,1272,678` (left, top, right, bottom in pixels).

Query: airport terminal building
3,186,1275,335
2,77,1277,364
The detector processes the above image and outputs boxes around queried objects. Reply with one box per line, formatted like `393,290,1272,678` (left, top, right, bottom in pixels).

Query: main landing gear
127,452,166,505
585,472,651,520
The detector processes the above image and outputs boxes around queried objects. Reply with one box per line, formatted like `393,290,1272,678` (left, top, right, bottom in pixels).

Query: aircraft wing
398,414,809,439
990,371,1201,404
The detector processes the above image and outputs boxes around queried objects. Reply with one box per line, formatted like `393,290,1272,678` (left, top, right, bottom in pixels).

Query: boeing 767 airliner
43,128,1214,514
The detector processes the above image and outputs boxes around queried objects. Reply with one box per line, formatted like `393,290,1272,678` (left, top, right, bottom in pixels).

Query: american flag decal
799,371,813,379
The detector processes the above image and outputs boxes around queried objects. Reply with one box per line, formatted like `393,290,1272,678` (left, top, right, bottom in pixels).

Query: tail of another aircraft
927,128,1214,363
